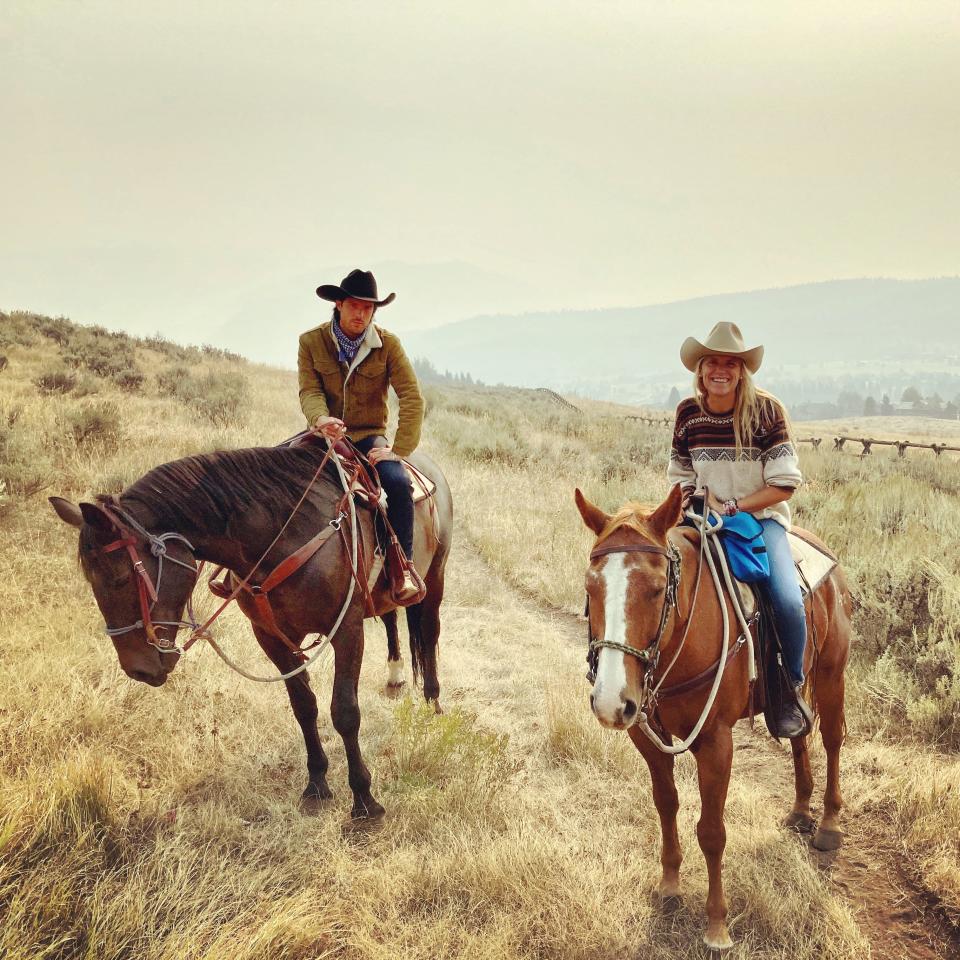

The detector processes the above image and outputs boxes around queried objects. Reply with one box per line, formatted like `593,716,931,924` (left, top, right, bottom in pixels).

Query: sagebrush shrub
112,370,146,393
160,368,250,427
385,698,517,817
37,317,72,346
64,400,124,450
62,329,145,391
156,365,191,394
0,312,39,348
34,366,78,394
0,412,54,499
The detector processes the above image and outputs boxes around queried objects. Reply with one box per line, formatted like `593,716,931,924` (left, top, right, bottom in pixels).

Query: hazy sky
3,1,959,348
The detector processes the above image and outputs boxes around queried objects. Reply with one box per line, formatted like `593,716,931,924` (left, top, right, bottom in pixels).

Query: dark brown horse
50,444,453,820
575,484,851,951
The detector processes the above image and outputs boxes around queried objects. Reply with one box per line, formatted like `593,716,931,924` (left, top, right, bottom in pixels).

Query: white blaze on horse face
592,553,631,725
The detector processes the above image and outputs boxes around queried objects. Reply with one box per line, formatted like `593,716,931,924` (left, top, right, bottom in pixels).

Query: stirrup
392,568,426,607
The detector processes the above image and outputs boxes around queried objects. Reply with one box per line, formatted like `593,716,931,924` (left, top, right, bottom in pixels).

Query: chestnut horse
575,484,851,951
50,443,452,820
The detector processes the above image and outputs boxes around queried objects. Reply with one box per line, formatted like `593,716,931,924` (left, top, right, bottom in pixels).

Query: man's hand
314,416,347,441
366,445,400,465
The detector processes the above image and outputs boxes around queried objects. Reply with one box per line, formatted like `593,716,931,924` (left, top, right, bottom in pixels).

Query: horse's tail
405,602,426,690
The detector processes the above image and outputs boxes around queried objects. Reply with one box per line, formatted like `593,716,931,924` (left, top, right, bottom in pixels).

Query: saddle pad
404,462,436,504
710,528,836,617
788,529,838,597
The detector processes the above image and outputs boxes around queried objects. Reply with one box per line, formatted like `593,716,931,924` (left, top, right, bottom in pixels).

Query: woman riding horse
667,321,812,737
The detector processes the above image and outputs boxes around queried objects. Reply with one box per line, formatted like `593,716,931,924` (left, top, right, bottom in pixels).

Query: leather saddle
682,515,837,739
280,429,430,606
283,429,436,506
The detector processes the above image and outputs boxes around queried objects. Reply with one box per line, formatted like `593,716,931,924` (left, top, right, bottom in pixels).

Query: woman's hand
314,416,347,441
706,492,726,514
366,445,400,465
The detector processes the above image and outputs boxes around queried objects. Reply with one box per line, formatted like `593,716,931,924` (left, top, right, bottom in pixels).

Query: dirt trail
458,543,958,960
734,725,957,960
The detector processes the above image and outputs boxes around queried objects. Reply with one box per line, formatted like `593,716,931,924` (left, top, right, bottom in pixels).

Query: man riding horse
297,268,424,603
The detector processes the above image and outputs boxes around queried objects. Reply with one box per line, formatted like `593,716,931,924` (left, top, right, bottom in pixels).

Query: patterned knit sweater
667,396,803,529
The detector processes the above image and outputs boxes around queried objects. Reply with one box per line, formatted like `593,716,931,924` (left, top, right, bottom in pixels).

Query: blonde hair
693,359,791,456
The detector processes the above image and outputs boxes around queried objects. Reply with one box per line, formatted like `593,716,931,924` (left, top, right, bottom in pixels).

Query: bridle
95,503,200,655
585,492,760,756
587,539,682,678
88,436,364,677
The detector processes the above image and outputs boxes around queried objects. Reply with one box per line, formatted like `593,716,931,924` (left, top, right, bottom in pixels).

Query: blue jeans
354,435,415,560
759,519,807,684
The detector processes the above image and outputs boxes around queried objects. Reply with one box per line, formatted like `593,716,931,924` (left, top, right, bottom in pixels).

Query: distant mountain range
403,278,960,404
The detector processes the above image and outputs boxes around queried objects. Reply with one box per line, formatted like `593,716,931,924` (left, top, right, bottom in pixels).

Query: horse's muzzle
125,667,169,687
590,689,639,729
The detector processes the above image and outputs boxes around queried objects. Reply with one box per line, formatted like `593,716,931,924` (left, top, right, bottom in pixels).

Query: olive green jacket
297,320,424,458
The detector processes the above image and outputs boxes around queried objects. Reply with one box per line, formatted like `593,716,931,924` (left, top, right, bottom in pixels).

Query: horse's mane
594,502,663,546
114,446,339,531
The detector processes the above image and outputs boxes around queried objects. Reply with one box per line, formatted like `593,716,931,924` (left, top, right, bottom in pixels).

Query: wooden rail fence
536,392,960,461
797,436,960,458
622,419,960,460
625,415,673,427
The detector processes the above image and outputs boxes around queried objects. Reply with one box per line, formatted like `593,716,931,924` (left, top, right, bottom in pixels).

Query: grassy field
1,312,959,958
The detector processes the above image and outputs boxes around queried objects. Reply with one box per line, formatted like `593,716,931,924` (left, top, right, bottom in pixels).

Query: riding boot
776,681,814,739
395,570,421,603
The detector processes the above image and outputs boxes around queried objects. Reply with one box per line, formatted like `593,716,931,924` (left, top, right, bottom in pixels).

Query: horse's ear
575,488,610,535
49,497,84,528
649,484,684,536
78,502,117,535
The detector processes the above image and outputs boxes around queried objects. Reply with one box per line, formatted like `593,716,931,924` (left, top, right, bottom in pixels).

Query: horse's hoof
783,810,817,834
299,794,329,816
350,797,386,821
431,698,443,716
299,783,333,816
652,892,682,915
384,681,406,700
703,924,734,952
812,827,843,851
703,925,734,951
653,874,682,901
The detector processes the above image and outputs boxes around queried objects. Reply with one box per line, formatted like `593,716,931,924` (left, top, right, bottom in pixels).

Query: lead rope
190,441,359,683
634,492,753,755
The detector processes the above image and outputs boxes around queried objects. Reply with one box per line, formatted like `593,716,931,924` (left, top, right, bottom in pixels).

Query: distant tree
863,395,878,417
944,400,959,420
836,391,864,416
901,386,923,405
666,385,681,409
880,393,893,416
928,392,944,415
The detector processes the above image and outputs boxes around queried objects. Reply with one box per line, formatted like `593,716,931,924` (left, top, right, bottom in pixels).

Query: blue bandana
332,319,365,363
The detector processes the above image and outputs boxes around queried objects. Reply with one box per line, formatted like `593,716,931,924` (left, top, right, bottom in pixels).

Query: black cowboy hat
316,269,396,307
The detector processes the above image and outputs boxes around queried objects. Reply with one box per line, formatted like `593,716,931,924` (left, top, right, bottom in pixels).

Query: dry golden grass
0,321,957,957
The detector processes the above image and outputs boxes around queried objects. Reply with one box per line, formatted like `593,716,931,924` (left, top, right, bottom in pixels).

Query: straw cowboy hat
316,268,396,307
680,322,764,373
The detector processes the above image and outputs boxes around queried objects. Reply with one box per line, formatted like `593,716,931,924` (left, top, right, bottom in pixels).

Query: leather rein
93,439,373,662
